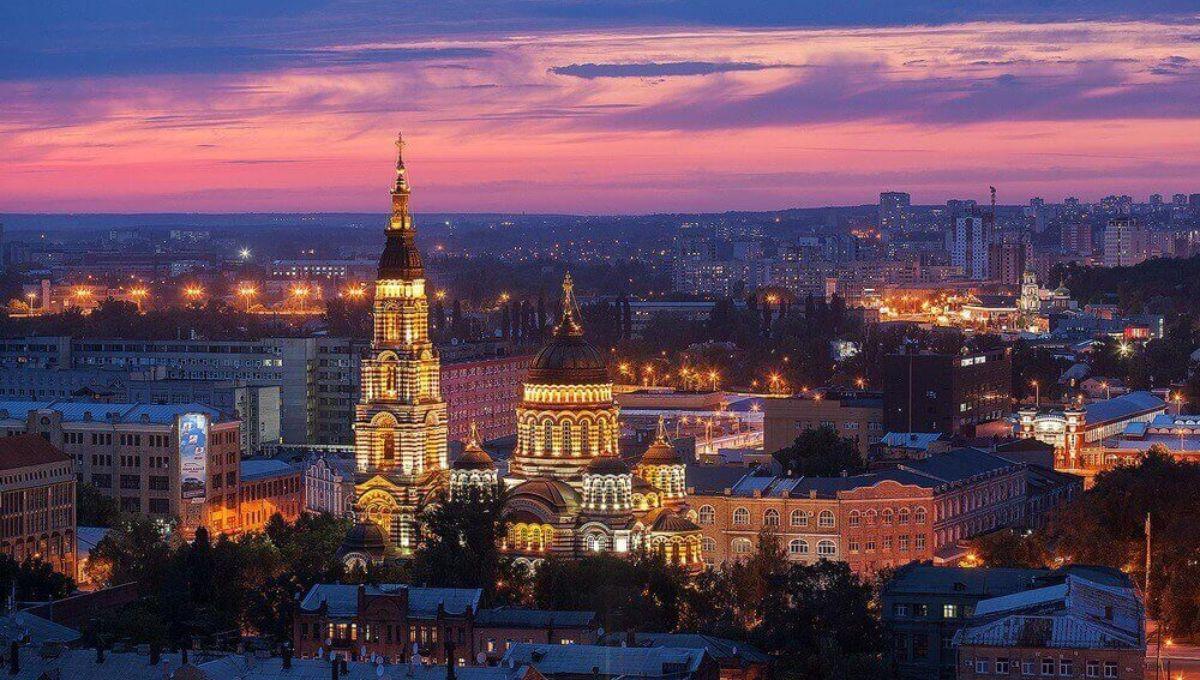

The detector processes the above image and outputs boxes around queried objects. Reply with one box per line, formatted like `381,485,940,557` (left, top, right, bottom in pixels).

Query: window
698,505,715,525
788,539,808,556
848,540,860,553
1059,660,1072,676
865,508,877,525
790,509,808,527
732,538,752,555
996,659,1009,674
733,508,750,525
1042,659,1055,676
1086,661,1099,678
848,510,861,527
818,510,835,528
149,475,169,491
1103,662,1116,678
816,540,836,557
943,604,959,619
915,507,927,525
120,474,141,490
763,509,779,526
891,604,909,617
149,498,170,514
701,538,716,552
1022,660,1035,676
882,508,894,525
898,508,911,525
915,535,926,550
975,659,989,674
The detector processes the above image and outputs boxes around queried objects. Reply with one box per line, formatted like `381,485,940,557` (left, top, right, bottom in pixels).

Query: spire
555,272,583,337
378,131,424,279
467,421,480,449
655,414,669,443
390,132,413,232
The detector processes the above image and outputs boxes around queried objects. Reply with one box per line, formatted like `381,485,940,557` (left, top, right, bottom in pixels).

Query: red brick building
0,435,76,578
441,352,532,443
294,583,596,664
691,448,1030,572
238,459,303,532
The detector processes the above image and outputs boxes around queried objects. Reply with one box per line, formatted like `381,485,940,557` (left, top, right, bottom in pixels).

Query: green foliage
967,529,1049,569
1044,446,1200,635
773,426,866,477
76,482,122,527
533,552,692,634
83,512,351,647
410,487,513,601
0,554,75,604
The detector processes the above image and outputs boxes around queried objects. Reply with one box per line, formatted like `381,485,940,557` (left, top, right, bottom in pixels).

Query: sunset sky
3,1,1200,213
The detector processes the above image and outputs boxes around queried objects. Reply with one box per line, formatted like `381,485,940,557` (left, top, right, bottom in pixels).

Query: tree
0,555,75,604
411,487,511,601
77,482,122,527
773,426,866,477
85,515,175,592
534,552,691,634
967,528,1049,569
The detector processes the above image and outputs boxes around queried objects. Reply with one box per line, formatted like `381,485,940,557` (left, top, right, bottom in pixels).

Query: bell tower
351,133,448,555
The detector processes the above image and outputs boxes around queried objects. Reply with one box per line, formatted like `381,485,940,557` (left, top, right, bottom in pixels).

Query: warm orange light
291,285,309,298
238,285,257,297
129,287,148,298
435,289,447,300
73,287,91,298
184,286,203,298
345,286,366,298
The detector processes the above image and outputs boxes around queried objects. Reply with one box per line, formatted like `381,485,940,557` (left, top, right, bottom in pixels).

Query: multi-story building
883,564,1049,680
762,391,883,457
0,336,368,446
690,448,1029,572
880,192,912,233
293,583,597,664
954,569,1143,680
0,400,241,535
303,453,356,517
1016,391,1165,473
883,348,1012,436
1061,222,1094,257
0,435,76,578
238,459,303,532
950,214,993,280
1103,218,1148,267
441,347,531,443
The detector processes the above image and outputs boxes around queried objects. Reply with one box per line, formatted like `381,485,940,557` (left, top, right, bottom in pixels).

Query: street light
237,285,257,311
1030,380,1040,409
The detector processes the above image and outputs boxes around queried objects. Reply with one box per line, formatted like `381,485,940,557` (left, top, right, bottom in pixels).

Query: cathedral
341,135,702,571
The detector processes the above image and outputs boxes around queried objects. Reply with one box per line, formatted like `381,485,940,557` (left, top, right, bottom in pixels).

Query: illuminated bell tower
352,133,447,555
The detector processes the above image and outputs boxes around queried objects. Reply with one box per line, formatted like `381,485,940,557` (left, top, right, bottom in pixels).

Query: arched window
732,538,752,555
865,509,877,525
586,534,603,552
848,510,861,527
788,539,809,556
698,505,716,526
598,419,609,453
580,421,591,455
561,422,573,457
817,540,836,557
818,510,835,528
882,508,894,525
763,509,780,526
380,432,394,461
898,508,911,525
701,537,716,552
790,509,808,527
542,422,553,455
732,507,750,526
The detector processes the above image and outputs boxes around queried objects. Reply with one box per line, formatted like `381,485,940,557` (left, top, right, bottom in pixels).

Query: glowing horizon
3,5,1200,214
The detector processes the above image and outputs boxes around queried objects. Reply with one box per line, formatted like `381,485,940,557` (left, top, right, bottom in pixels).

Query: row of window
702,506,838,528
967,657,1119,678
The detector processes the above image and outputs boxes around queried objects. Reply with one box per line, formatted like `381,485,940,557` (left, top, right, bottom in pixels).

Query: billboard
179,412,209,504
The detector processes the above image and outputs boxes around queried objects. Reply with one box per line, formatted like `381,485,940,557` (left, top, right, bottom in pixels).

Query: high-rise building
879,192,911,232
1190,193,1200,215
344,134,448,563
1102,218,1148,267
950,214,993,280
987,233,1027,285
1061,221,1094,257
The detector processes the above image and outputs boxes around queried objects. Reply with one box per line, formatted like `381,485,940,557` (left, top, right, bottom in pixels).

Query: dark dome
641,439,682,465
453,442,495,471
527,273,610,386
377,229,424,279
508,478,580,512
586,454,629,475
651,510,701,533
339,521,388,558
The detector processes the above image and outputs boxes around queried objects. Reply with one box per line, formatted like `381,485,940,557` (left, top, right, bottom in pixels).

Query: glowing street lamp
1030,380,1040,409
238,248,252,260
707,370,719,391
129,287,148,312
237,285,258,311
183,286,204,303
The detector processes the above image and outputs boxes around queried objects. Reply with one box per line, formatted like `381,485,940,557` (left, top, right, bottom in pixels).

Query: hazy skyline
3,1,1200,214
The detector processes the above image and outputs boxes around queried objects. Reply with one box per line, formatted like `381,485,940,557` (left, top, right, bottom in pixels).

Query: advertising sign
179,413,209,504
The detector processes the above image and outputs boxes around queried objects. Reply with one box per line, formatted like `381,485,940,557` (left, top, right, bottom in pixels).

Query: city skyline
3,2,1200,214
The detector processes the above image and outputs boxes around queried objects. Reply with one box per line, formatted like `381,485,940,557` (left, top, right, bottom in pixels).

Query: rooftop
474,607,596,629
240,458,299,481
1082,391,1164,426
0,434,71,471
502,643,707,678
299,584,482,619
0,400,229,425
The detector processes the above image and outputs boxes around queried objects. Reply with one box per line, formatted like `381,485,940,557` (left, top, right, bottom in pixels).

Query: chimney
332,656,340,680
625,631,635,648
181,647,188,666
282,643,293,669
149,642,160,666
8,641,18,675
445,640,456,680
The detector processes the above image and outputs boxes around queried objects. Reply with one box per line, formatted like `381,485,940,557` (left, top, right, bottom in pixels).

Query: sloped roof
474,607,596,629
883,564,1047,597
619,633,769,664
503,643,707,678
0,434,70,471
199,656,531,680
299,584,482,618
1083,391,1164,425
240,459,298,481
0,400,228,424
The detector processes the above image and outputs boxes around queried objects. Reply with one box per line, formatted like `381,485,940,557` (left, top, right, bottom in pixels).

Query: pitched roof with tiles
0,434,71,471
299,584,482,619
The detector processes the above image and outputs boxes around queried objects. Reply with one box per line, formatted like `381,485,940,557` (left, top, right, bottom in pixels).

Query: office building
762,391,884,457
880,192,912,233
950,214,993,280
883,349,1012,435
441,347,531,443
1102,218,1148,267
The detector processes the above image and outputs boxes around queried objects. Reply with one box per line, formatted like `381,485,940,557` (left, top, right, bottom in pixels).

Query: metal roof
1082,391,1164,426
197,657,528,680
502,643,707,678
0,400,228,425
299,584,482,619
240,459,299,481
883,564,1048,597
473,607,596,629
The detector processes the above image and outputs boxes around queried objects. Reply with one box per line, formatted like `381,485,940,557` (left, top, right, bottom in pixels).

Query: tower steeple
379,131,423,279
555,272,583,337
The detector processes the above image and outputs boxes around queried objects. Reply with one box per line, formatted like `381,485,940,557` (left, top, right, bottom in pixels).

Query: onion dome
339,521,388,560
527,273,609,386
378,132,425,280
508,478,580,512
650,510,701,533
586,452,630,475
641,415,682,465
453,422,495,471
